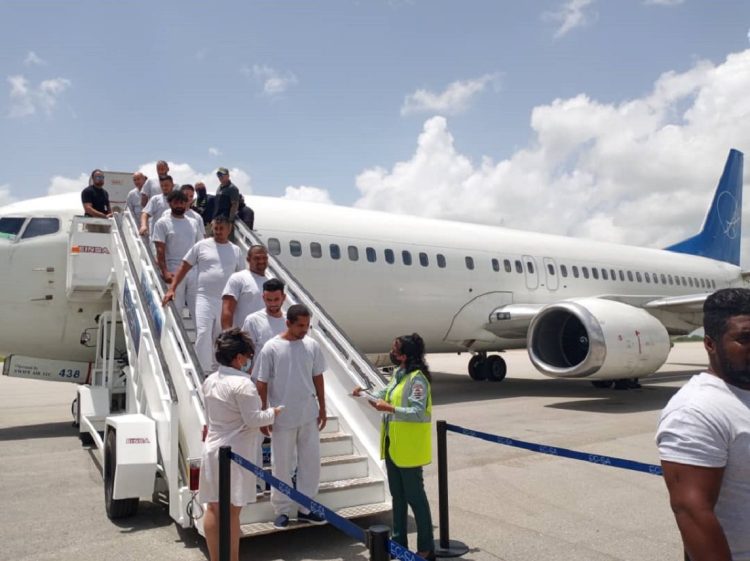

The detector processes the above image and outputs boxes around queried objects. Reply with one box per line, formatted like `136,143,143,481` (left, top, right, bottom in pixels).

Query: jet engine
527,298,671,380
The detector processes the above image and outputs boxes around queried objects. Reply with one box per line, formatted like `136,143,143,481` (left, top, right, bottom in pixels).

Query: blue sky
2,1,750,258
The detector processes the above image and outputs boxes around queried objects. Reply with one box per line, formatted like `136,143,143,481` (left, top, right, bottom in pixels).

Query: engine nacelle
527,298,671,380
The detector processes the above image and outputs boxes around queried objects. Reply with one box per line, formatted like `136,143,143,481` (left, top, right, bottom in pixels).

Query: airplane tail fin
665,149,744,266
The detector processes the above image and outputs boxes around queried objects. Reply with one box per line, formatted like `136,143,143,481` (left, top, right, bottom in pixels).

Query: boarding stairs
67,213,390,535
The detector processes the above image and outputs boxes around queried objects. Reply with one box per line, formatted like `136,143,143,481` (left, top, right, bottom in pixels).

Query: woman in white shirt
200,328,282,561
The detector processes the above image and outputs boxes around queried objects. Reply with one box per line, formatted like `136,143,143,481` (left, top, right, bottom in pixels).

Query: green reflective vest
380,369,432,467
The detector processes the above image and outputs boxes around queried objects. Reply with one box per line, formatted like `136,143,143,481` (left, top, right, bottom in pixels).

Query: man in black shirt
215,167,254,229
81,169,111,218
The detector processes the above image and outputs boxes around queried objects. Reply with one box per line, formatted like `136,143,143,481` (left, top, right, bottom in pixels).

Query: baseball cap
216,167,229,176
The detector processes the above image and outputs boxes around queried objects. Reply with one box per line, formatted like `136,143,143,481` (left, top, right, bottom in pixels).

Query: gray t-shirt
143,194,169,233
152,214,203,272
142,177,161,201
255,336,326,429
183,239,243,298
222,270,267,328
656,372,750,561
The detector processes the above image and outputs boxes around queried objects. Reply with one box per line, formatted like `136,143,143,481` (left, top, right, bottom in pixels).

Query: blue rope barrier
445,422,663,476
229,451,428,561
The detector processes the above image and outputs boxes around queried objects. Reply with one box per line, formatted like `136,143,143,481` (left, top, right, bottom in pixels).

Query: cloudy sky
2,1,750,262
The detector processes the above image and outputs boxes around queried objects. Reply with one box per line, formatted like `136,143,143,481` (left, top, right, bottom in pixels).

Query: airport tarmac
0,343,706,561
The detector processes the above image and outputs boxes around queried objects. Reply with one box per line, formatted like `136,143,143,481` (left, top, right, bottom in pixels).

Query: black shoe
273,514,289,529
297,510,326,525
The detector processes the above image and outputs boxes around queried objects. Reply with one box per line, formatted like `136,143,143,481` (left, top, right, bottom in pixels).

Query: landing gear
592,378,641,390
468,353,507,382
591,380,614,389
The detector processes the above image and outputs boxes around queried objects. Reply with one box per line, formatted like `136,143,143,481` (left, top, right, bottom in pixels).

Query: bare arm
154,242,172,283
140,192,148,209
313,374,326,431
162,261,192,306
661,460,730,561
221,296,236,330
139,211,150,236
83,203,109,219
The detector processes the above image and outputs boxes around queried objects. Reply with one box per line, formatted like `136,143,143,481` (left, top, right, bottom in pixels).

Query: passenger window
504,259,512,273
627,271,634,282
699,278,705,288
681,276,687,286
610,269,616,280
619,270,625,282
668,274,674,285
515,260,523,274
330,244,341,260
465,256,474,270
661,274,667,284
289,240,302,257
402,250,412,266
644,272,650,283
21,217,59,239
675,276,681,286
560,264,568,277
688,277,694,287
366,247,376,263
348,245,359,261
547,264,555,276
310,242,322,258
492,258,500,272
268,238,281,256
419,252,429,267
711,279,716,289
582,266,589,279
572,266,579,278
437,254,446,268
384,249,395,264
636,272,642,282
526,261,534,274
601,269,608,280
652,273,658,284
592,267,599,280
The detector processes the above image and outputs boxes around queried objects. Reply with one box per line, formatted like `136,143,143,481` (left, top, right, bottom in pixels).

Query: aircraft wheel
591,380,614,389
485,355,507,382
468,355,487,381
104,429,139,519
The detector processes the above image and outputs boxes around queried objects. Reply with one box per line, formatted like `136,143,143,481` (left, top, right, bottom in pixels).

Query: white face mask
240,357,253,373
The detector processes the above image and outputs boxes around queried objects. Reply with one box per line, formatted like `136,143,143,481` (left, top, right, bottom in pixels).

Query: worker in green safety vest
353,333,435,560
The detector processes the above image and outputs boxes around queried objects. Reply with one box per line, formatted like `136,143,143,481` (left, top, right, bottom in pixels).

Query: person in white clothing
221,245,268,329
162,216,243,372
126,172,145,223
180,184,204,232
199,328,282,561
242,277,287,489
152,190,203,317
255,304,327,528
140,159,169,207
140,174,175,236
656,288,750,561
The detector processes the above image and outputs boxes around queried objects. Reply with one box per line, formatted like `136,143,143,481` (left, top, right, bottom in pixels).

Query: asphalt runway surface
0,343,706,561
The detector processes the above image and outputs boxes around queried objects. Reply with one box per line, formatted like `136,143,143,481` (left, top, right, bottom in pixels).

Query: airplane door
543,257,559,291
522,255,539,290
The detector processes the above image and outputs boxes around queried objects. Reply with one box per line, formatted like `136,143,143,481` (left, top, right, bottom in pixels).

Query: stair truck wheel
104,429,139,519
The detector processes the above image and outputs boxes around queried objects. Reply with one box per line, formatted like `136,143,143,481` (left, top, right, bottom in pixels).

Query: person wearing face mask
352,333,435,561
657,288,750,561
199,328,283,561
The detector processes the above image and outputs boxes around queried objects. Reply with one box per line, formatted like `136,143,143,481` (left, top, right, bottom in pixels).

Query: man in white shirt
126,172,145,224
656,288,750,561
140,175,175,236
152,190,203,318
140,160,169,207
162,216,243,371
256,304,327,528
179,184,204,231
221,245,268,329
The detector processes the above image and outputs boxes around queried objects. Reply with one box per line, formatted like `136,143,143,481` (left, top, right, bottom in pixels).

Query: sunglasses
216,172,227,177
93,175,105,180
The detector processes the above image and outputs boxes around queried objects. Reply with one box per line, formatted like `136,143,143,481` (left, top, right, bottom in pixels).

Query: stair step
319,432,353,457
239,501,392,537
255,454,370,484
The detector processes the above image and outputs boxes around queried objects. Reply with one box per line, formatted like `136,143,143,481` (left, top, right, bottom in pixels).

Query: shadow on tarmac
0,420,76,441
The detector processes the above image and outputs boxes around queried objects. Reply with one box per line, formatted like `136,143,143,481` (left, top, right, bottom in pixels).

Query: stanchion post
367,524,391,561
434,420,469,558
219,446,231,561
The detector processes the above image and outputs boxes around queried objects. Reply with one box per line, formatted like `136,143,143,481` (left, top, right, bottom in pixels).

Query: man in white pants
243,278,287,492
256,304,327,528
152,190,203,318
162,216,243,372
221,245,268,329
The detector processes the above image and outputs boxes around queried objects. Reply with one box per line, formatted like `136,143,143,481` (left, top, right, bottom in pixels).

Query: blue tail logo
666,149,744,266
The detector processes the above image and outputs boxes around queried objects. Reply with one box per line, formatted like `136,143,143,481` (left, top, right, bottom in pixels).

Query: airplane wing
643,294,707,313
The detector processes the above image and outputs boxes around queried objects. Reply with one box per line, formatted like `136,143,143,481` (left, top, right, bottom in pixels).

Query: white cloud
0,184,16,207
282,186,333,205
545,0,596,38
47,173,89,196
401,74,499,116
23,51,46,66
644,0,684,5
7,74,71,118
208,147,222,156
242,64,298,96
354,49,750,265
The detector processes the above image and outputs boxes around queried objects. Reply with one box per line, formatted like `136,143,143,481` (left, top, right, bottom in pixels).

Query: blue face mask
240,357,253,373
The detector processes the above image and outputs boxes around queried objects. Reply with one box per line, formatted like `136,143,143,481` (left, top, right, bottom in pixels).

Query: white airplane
0,149,744,387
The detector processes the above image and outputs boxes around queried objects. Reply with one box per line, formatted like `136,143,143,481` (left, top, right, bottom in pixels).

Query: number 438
58,369,81,379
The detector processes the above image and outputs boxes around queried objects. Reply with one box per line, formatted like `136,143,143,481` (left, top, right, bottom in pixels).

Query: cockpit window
21,217,60,239
0,217,26,240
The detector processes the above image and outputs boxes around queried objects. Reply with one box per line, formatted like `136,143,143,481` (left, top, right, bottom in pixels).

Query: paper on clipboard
353,390,380,403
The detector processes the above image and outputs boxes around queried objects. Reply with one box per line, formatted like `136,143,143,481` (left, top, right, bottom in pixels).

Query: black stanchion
219,446,231,561
367,524,391,561
434,420,469,558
